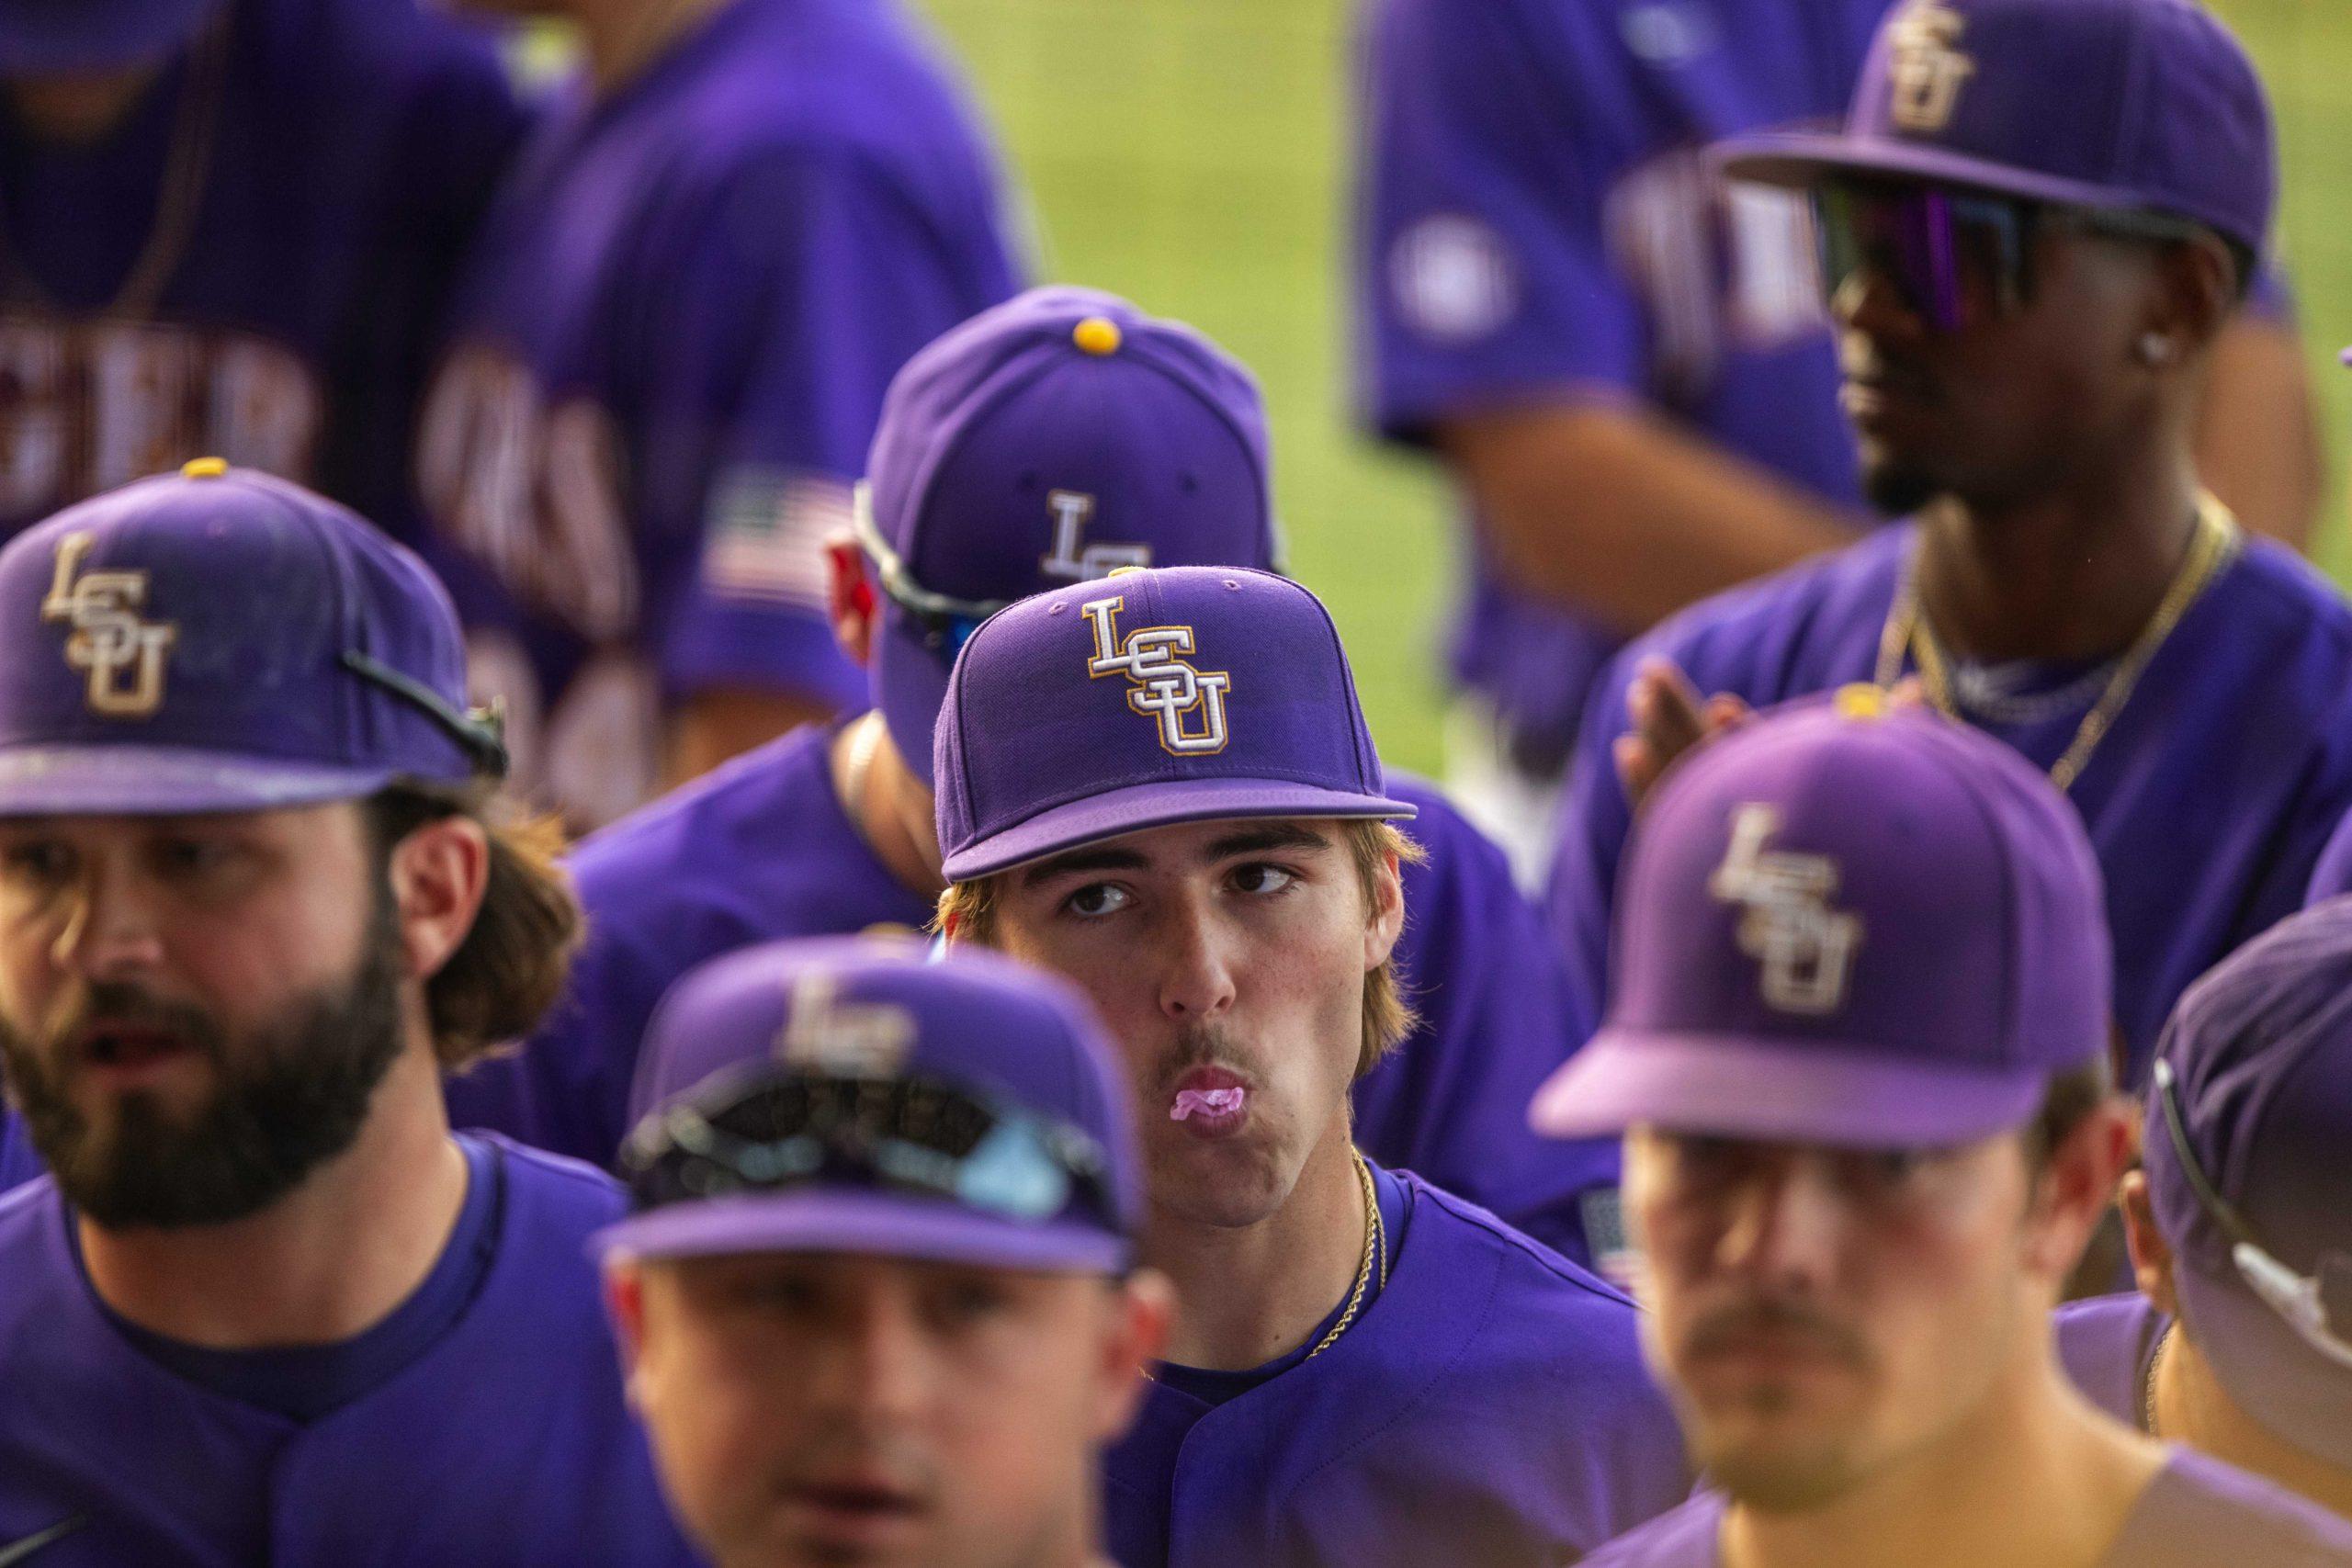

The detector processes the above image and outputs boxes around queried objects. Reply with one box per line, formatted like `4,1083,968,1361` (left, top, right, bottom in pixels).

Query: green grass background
917,0,2352,777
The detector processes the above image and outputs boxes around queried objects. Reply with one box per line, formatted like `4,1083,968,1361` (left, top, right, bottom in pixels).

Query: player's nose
47,862,165,980
809,1285,937,1427
1155,899,1238,1023
1712,1156,1849,1292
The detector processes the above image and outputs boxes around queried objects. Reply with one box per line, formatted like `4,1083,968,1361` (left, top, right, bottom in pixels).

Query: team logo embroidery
40,531,176,718
775,970,914,1075
1040,491,1150,581
1080,594,1232,755
1709,804,1862,1015
1884,0,1976,133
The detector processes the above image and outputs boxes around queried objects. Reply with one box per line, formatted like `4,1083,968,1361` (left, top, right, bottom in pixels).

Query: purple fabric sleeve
629,142,1016,703
1356,0,1647,444
0,1111,35,1196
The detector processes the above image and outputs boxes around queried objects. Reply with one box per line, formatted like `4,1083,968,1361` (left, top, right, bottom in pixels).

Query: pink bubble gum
1170,1087,1246,1122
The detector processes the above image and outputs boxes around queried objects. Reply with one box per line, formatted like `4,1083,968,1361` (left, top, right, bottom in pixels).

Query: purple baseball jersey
443,725,1620,1264
0,0,526,540
0,1111,33,1195
0,1134,696,1566
413,0,1020,827
1581,1449,2352,1566
2057,1292,2170,1432
1103,1166,1688,1567
2303,811,2352,905
1357,0,1884,769
1545,527,2352,1084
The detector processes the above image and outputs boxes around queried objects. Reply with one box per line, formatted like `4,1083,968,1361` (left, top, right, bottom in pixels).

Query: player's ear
2023,1097,2133,1285
381,809,491,987
1094,1268,1175,1442
1363,845,1405,972
2140,231,2235,366
2118,1169,2182,1318
826,530,879,666
605,1259,649,1392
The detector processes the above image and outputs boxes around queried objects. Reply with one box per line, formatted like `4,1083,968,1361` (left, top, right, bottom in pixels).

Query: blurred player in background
2058,898,2352,1522
1535,694,2352,1567
935,566,1688,1567
1548,0,2352,1086
415,0,1022,829
0,466,694,1564
445,288,1615,1264
1357,0,2321,882
0,0,526,539
602,939,1170,1568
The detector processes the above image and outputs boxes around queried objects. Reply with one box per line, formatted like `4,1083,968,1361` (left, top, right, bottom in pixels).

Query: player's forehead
1012,817,1346,887
0,799,362,846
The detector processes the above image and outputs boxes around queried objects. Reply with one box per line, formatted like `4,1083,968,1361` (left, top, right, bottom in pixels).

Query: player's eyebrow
1200,822,1332,863
1018,845,1151,887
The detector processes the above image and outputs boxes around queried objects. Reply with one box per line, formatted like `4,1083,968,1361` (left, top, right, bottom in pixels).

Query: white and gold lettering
1709,804,1862,1015
1885,0,1976,133
1080,594,1232,755
40,530,177,718
776,970,915,1075
1041,489,1148,581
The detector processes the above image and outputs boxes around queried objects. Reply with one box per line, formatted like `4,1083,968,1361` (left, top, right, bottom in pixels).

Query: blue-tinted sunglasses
852,481,1011,663
2154,1058,2352,1371
1813,182,2210,333
621,1066,1120,1233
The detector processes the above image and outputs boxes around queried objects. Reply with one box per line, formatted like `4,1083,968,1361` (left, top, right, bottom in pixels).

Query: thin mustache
1152,1026,1259,1097
1685,1301,1872,1369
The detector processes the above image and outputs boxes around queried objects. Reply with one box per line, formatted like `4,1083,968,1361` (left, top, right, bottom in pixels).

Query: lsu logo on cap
40,531,177,719
1040,491,1150,582
775,970,914,1075
1885,0,1975,134
1080,594,1231,755
1711,804,1862,1015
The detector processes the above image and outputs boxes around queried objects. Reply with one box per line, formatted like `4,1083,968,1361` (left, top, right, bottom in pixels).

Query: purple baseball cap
1717,0,2276,258
2145,898,2352,1468
0,460,504,817
934,565,1412,883
597,937,1143,1272
1532,689,2109,1147
0,0,221,73
861,286,1279,787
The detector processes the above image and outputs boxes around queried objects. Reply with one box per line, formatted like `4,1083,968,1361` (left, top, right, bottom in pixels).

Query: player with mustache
933,564,1688,1567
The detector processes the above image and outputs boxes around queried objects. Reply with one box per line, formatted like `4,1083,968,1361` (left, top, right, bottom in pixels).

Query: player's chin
1147,1132,1293,1228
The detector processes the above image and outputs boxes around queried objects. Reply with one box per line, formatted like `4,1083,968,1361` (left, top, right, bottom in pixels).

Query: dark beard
1860,455,1939,518
0,898,409,1230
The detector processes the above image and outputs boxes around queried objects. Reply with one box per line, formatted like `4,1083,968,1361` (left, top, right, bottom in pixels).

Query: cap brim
943,775,1417,881
2177,1258,2352,1470
0,745,400,817
593,1188,1130,1273
1530,1028,2049,1149
1714,130,2165,218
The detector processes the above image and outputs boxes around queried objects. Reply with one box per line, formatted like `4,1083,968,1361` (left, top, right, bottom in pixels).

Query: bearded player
0,464,694,1564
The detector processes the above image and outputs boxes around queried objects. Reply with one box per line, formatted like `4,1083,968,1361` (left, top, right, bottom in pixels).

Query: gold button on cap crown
1834,682,1889,720
181,457,229,479
1072,316,1122,355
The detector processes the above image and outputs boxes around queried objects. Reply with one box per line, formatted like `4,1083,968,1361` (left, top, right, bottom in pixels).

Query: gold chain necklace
2143,1321,2170,1437
1873,493,2239,793
0,14,231,319
1303,1148,1386,1361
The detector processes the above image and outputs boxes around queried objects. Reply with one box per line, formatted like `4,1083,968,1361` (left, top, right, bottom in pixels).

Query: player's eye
0,839,74,889
1227,863,1299,897
1061,883,1132,919
923,1274,1015,1330
148,837,239,881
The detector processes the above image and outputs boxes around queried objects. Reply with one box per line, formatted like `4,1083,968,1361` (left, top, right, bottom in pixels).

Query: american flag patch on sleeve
700,468,853,610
